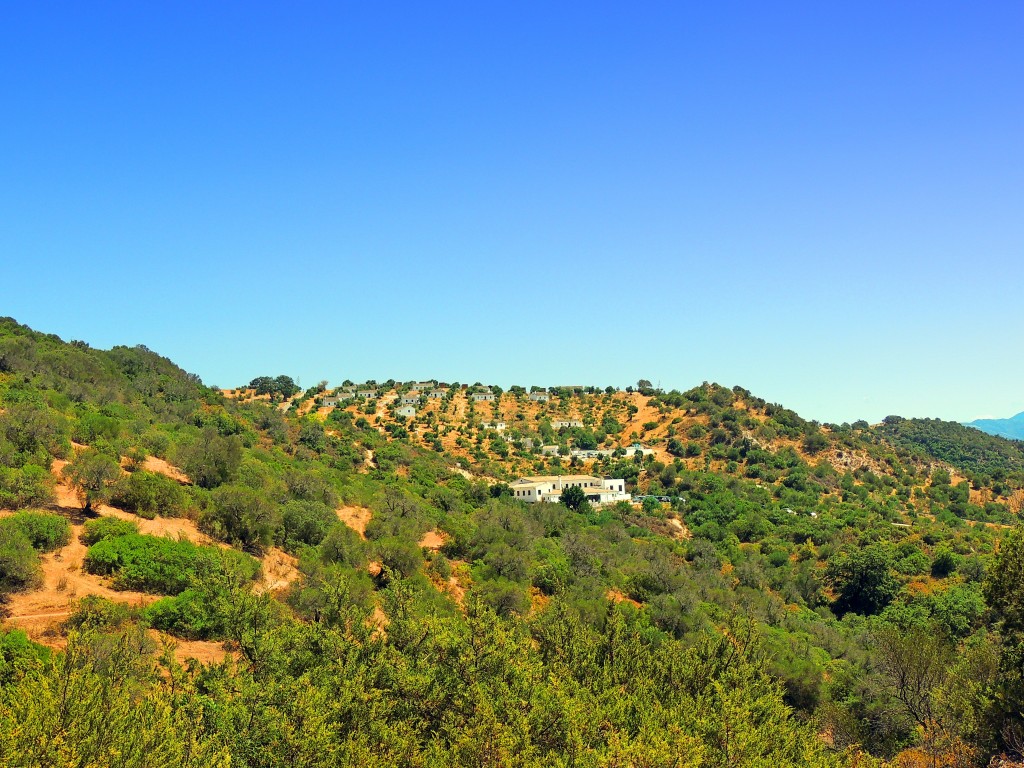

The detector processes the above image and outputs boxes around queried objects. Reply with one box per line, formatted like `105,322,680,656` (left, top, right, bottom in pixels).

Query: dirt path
2,517,158,647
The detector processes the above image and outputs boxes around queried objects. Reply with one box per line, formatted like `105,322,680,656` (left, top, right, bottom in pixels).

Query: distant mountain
966,412,1024,441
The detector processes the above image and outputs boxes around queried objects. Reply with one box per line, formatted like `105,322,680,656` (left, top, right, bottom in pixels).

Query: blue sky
2,2,1022,424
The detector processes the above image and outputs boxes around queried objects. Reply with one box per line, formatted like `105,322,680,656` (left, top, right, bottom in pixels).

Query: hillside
2,318,1023,766
967,412,1024,441
300,381,1024,524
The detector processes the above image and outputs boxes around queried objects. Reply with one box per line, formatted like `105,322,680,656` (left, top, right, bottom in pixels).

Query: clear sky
2,2,1022,425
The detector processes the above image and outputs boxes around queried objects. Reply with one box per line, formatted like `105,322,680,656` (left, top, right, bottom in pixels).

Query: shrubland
0,317,1021,766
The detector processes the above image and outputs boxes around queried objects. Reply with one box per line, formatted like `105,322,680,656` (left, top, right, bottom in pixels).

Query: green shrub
202,484,279,552
64,595,137,631
80,516,140,546
84,534,258,595
144,588,222,640
931,546,959,577
279,500,336,552
110,470,187,519
0,526,41,593
0,511,70,552
0,629,49,685
0,464,55,509
320,524,367,569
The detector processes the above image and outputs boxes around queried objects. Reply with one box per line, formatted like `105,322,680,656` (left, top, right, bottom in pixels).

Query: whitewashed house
357,390,377,399
552,420,583,429
481,421,506,432
395,405,416,418
509,474,630,505
472,391,496,402
428,389,447,399
528,391,549,402
401,394,420,406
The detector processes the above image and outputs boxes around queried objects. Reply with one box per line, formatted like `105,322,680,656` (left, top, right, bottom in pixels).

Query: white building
509,475,630,505
401,394,420,405
472,391,496,402
528,390,549,402
552,420,583,429
481,421,506,432
357,390,377,399
321,395,339,407
541,445,561,456
428,389,447,399
395,405,416,418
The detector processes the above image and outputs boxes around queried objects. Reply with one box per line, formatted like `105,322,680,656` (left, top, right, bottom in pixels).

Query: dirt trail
667,518,691,541
1,467,214,645
158,635,235,665
2,517,158,647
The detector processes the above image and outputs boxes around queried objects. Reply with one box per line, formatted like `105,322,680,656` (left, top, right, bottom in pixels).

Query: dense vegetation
0,317,1022,766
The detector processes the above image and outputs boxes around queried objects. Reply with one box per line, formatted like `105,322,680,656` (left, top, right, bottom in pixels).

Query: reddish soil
336,505,372,538
418,529,447,551
606,589,642,608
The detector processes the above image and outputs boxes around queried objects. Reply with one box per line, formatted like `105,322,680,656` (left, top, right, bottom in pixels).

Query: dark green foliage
0,511,70,552
931,546,958,577
827,544,900,616
559,484,587,511
374,537,422,579
84,533,258,594
0,629,48,686
178,427,242,489
878,416,1024,478
65,595,138,631
320,523,367,569
279,500,336,551
0,525,40,593
144,589,222,639
248,374,300,398
62,449,121,511
0,400,68,464
203,484,279,552
0,463,55,509
111,470,187,518
80,516,139,545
